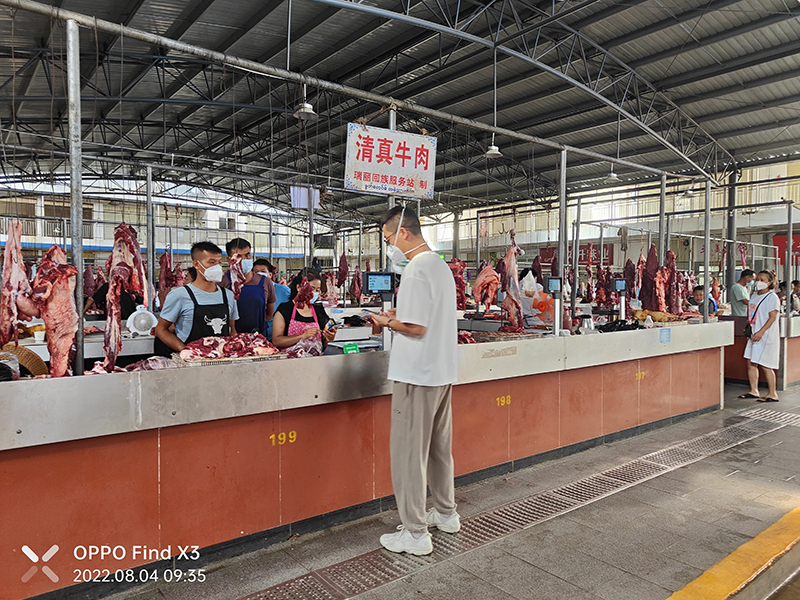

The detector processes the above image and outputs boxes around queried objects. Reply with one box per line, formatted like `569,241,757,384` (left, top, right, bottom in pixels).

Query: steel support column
703,181,711,323
145,166,155,312
570,195,581,318
787,201,794,321
453,210,460,259
558,150,568,283
726,170,738,291
67,19,84,374
658,174,666,263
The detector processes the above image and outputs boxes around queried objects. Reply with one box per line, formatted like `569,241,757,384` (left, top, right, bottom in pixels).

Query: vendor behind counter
272,268,336,356
84,283,142,320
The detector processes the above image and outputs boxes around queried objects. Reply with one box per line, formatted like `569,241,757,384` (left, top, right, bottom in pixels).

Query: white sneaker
426,508,461,533
380,526,433,555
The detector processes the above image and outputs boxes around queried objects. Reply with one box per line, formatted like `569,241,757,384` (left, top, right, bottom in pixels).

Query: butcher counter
0,321,733,600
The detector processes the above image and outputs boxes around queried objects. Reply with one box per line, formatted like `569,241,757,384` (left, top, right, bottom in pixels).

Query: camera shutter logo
21,545,59,583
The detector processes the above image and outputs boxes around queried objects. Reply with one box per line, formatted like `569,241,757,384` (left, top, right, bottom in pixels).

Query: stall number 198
270,431,297,445
496,395,511,407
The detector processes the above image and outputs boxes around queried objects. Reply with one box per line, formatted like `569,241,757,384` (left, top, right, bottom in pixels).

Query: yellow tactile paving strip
668,507,800,600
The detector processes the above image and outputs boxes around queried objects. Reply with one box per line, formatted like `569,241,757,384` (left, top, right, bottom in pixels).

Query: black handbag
744,294,770,338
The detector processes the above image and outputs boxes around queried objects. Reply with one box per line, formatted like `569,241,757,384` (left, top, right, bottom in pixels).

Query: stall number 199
270,431,297,445
496,395,511,407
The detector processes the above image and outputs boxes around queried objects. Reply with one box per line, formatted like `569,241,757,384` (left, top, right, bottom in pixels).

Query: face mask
310,292,320,304
241,259,253,275
746,281,754,287
755,281,769,291
387,245,409,273
201,264,223,283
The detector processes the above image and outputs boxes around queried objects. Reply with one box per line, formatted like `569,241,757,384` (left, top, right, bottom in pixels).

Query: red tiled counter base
0,348,722,599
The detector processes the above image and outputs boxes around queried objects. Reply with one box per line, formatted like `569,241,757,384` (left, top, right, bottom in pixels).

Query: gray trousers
390,381,457,533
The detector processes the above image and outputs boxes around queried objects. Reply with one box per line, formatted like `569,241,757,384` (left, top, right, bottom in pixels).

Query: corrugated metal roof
0,0,799,216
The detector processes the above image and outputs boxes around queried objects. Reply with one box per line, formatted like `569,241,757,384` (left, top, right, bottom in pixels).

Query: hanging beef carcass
83,265,96,299
228,254,246,300
623,259,637,314
30,245,79,377
349,265,362,304
500,230,525,328
585,243,595,304
0,219,39,346
473,264,500,311
665,250,681,315
531,255,543,280
711,277,721,305
95,265,107,288
600,267,615,310
173,264,186,287
365,259,371,272
158,252,177,293
103,223,148,372
322,272,338,306
448,258,467,310
550,250,560,277
654,267,668,312
337,252,349,288
640,244,659,311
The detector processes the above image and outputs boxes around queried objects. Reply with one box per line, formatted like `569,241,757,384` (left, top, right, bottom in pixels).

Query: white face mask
755,281,769,291
386,205,426,273
201,263,224,283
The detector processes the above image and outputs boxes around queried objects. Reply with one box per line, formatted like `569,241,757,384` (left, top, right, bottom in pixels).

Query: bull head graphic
204,315,226,334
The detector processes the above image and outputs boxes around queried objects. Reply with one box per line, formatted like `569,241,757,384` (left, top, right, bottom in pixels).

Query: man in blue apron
154,241,239,355
222,238,276,337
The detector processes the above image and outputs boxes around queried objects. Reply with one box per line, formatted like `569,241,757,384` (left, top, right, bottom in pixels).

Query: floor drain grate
551,474,627,503
603,459,669,483
243,573,341,600
492,492,577,528
642,445,703,467
243,413,794,600
742,408,800,427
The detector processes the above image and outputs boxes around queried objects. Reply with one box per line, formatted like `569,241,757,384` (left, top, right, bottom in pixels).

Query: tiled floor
105,383,800,600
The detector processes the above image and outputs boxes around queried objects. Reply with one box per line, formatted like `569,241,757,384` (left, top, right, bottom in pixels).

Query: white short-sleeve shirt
388,251,458,387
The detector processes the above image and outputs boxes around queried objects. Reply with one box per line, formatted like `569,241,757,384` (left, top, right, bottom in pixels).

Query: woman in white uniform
742,270,781,402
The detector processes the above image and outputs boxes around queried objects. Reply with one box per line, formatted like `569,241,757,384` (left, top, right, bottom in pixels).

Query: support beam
726,170,738,292
67,19,84,374
570,197,581,318
145,166,155,311
787,201,794,321
658,174,666,264
558,149,568,282
703,181,712,324
453,210,460,259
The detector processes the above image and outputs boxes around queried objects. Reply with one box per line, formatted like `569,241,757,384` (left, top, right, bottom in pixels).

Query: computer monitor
614,278,627,293
548,276,562,294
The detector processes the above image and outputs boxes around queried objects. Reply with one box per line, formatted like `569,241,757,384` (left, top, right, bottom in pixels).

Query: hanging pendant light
485,48,501,159
294,83,318,123
604,112,622,184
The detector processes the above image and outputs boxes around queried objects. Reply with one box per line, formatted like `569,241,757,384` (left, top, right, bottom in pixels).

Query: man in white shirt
371,205,460,556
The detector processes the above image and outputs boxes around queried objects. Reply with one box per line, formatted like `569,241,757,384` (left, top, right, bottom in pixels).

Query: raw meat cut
349,265,362,304
567,267,575,290
30,244,79,377
295,277,315,307
496,259,508,292
95,265,107,287
158,252,177,292
179,333,279,361
665,250,681,315
586,243,594,304
531,255,542,279
711,277,721,305
623,259,637,313
1,219,39,346
498,325,525,333
85,361,126,374
457,331,477,344
636,253,645,292
83,325,102,335
550,251,560,277
337,252,349,288
600,267,615,310
448,258,467,310
473,264,500,311
83,265,96,299
173,264,186,287
323,272,338,306
103,223,148,372
365,260,371,272
640,245,659,311
23,261,33,281
125,356,175,371
500,230,524,329
228,254,246,300
654,268,668,312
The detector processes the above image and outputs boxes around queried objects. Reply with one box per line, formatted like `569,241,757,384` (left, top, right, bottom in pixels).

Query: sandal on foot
757,397,779,402
738,393,760,399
